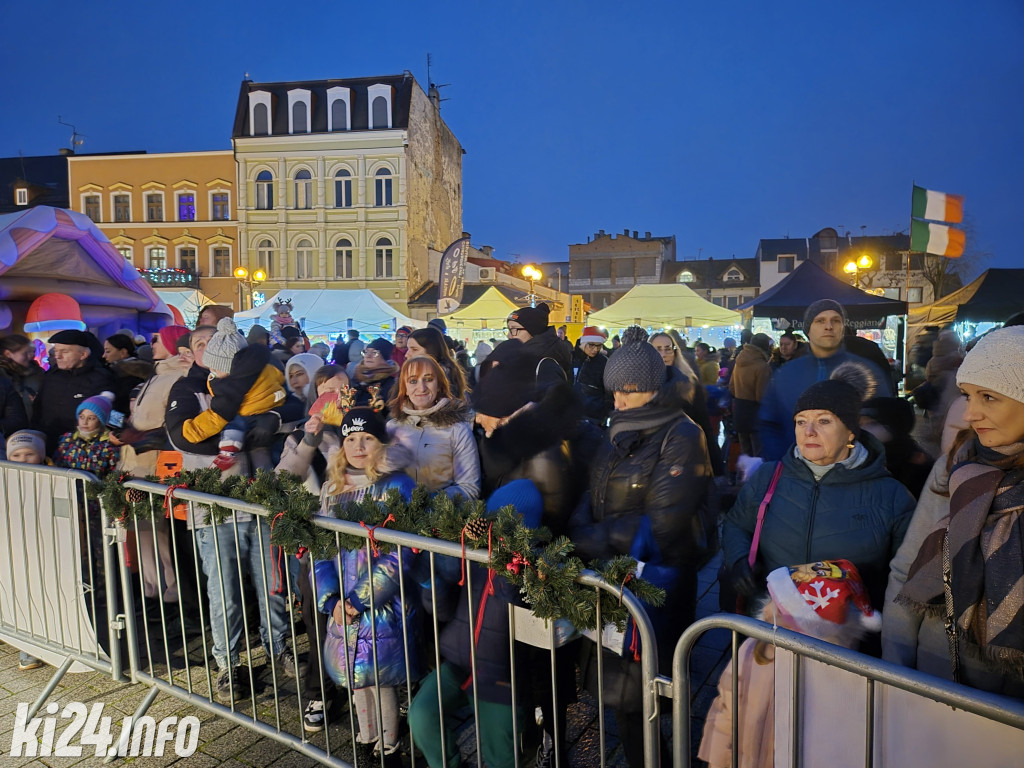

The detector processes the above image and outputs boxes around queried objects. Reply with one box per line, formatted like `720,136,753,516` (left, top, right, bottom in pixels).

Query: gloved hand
246,412,282,447
729,558,760,598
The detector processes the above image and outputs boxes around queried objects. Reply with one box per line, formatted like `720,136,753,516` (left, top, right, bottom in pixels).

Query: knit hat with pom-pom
202,317,247,374
77,391,115,425
603,326,666,394
792,361,876,435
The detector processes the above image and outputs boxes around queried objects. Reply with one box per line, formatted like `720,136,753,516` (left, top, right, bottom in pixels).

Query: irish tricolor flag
911,220,965,257
912,185,964,223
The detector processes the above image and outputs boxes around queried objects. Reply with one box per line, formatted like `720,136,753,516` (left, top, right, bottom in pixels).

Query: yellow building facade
67,151,242,309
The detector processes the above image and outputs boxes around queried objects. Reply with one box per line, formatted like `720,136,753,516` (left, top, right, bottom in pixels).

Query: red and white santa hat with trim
766,559,881,642
580,326,608,345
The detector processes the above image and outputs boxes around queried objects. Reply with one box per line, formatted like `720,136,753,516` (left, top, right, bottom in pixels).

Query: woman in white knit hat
883,326,1024,696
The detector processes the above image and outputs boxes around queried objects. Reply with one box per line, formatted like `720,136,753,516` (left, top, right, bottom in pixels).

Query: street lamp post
843,254,874,289
522,264,543,307
233,266,267,310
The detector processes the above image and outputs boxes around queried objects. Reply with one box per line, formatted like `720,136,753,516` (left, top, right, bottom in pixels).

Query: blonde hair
324,435,386,493
388,355,454,418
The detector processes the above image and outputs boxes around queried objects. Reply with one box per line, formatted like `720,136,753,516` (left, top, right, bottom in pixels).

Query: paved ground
0,506,734,768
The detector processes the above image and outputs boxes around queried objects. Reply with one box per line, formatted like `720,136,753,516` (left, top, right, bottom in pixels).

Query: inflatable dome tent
0,206,172,338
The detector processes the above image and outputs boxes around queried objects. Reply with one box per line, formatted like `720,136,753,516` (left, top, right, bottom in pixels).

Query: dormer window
678,270,695,283
327,86,351,131
725,268,743,282
288,89,311,134
15,188,28,206
248,91,272,136
367,84,393,129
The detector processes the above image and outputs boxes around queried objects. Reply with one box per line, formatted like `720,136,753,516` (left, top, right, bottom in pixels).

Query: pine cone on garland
125,488,146,504
463,517,490,542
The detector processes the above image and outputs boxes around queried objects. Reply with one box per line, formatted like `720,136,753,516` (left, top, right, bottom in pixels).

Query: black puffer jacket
33,358,115,453
574,353,611,425
0,375,28,443
165,363,219,457
475,381,582,536
571,386,714,572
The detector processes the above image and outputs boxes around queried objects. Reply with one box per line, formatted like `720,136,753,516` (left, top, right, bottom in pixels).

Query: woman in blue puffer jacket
312,399,419,757
722,363,915,614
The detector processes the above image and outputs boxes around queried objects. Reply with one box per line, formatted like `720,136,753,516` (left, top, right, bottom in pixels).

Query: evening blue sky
2,0,1021,276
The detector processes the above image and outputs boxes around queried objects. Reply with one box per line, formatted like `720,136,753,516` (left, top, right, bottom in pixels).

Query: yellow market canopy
445,286,520,331
588,283,741,329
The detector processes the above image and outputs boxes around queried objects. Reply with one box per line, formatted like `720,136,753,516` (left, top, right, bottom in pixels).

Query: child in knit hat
53,392,119,477
699,559,880,768
6,429,48,466
180,317,289,470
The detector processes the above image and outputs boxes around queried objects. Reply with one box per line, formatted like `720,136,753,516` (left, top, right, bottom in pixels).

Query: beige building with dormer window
231,74,464,315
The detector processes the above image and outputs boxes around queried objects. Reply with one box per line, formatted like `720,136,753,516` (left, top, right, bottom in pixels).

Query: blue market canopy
0,206,172,337
736,260,907,330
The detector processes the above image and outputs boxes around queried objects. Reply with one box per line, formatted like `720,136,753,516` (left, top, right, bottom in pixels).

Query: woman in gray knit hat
569,326,714,768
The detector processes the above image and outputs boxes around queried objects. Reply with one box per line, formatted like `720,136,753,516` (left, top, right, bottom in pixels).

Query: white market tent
233,289,420,339
587,283,741,329
155,288,218,327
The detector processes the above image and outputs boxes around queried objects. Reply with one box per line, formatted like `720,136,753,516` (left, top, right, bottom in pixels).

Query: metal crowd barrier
670,614,1024,768
0,461,122,718
109,477,663,768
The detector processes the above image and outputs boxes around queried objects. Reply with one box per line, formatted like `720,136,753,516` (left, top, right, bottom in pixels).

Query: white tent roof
588,283,741,329
233,289,420,337
155,289,219,324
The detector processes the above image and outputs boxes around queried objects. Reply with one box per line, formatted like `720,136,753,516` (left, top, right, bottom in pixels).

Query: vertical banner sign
437,237,471,315
571,294,584,323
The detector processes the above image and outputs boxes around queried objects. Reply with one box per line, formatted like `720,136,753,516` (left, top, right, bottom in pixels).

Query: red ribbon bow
360,513,395,557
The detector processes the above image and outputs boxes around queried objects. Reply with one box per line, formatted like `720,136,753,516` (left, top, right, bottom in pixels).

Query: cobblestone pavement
0,529,732,768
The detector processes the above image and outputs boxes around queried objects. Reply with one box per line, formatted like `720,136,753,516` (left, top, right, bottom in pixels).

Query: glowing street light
522,264,543,307
843,253,874,288
234,265,267,309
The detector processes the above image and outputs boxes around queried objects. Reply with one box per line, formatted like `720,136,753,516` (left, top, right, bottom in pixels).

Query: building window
334,169,352,208
178,247,197,273
331,99,348,130
294,169,313,209
372,97,388,128
712,297,724,307
725,268,743,282
253,103,269,135
368,84,393,129
778,255,795,273
677,270,695,283
84,195,101,222
335,238,353,278
117,246,133,263
374,168,393,207
149,247,167,269
636,257,657,277
255,171,274,210
882,287,901,300
572,261,591,280
907,287,923,303
292,101,308,133
15,188,28,206
295,239,314,279
177,193,196,222
212,192,230,221
257,239,275,278
146,193,163,222
727,296,740,309
213,247,231,277
114,194,131,222
884,253,903,271
593,260,611,280
374,237,394,278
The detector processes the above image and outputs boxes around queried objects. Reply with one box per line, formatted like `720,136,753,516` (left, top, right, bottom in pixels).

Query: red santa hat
766,559,881,645
580,326,608,346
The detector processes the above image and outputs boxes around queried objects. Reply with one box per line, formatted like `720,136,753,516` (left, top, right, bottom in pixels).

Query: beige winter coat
118,355,190,477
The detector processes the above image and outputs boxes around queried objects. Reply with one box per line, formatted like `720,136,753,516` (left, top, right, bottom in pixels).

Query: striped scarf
898,439,1024,675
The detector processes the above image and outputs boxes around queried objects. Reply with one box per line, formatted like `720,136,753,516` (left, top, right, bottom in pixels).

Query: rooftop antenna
57,116,85,153
426,53,450,109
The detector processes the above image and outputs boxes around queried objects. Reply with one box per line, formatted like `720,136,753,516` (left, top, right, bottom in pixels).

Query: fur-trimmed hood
391,396,472,428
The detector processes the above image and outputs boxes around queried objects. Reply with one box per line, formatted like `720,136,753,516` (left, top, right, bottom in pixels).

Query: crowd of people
3,295,1023,767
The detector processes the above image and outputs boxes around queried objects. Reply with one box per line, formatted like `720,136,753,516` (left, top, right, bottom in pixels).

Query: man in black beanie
505,302,572,387
757,299,892,461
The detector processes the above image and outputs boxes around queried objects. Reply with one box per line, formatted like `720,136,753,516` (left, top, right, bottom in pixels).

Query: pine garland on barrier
90,469,664,629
